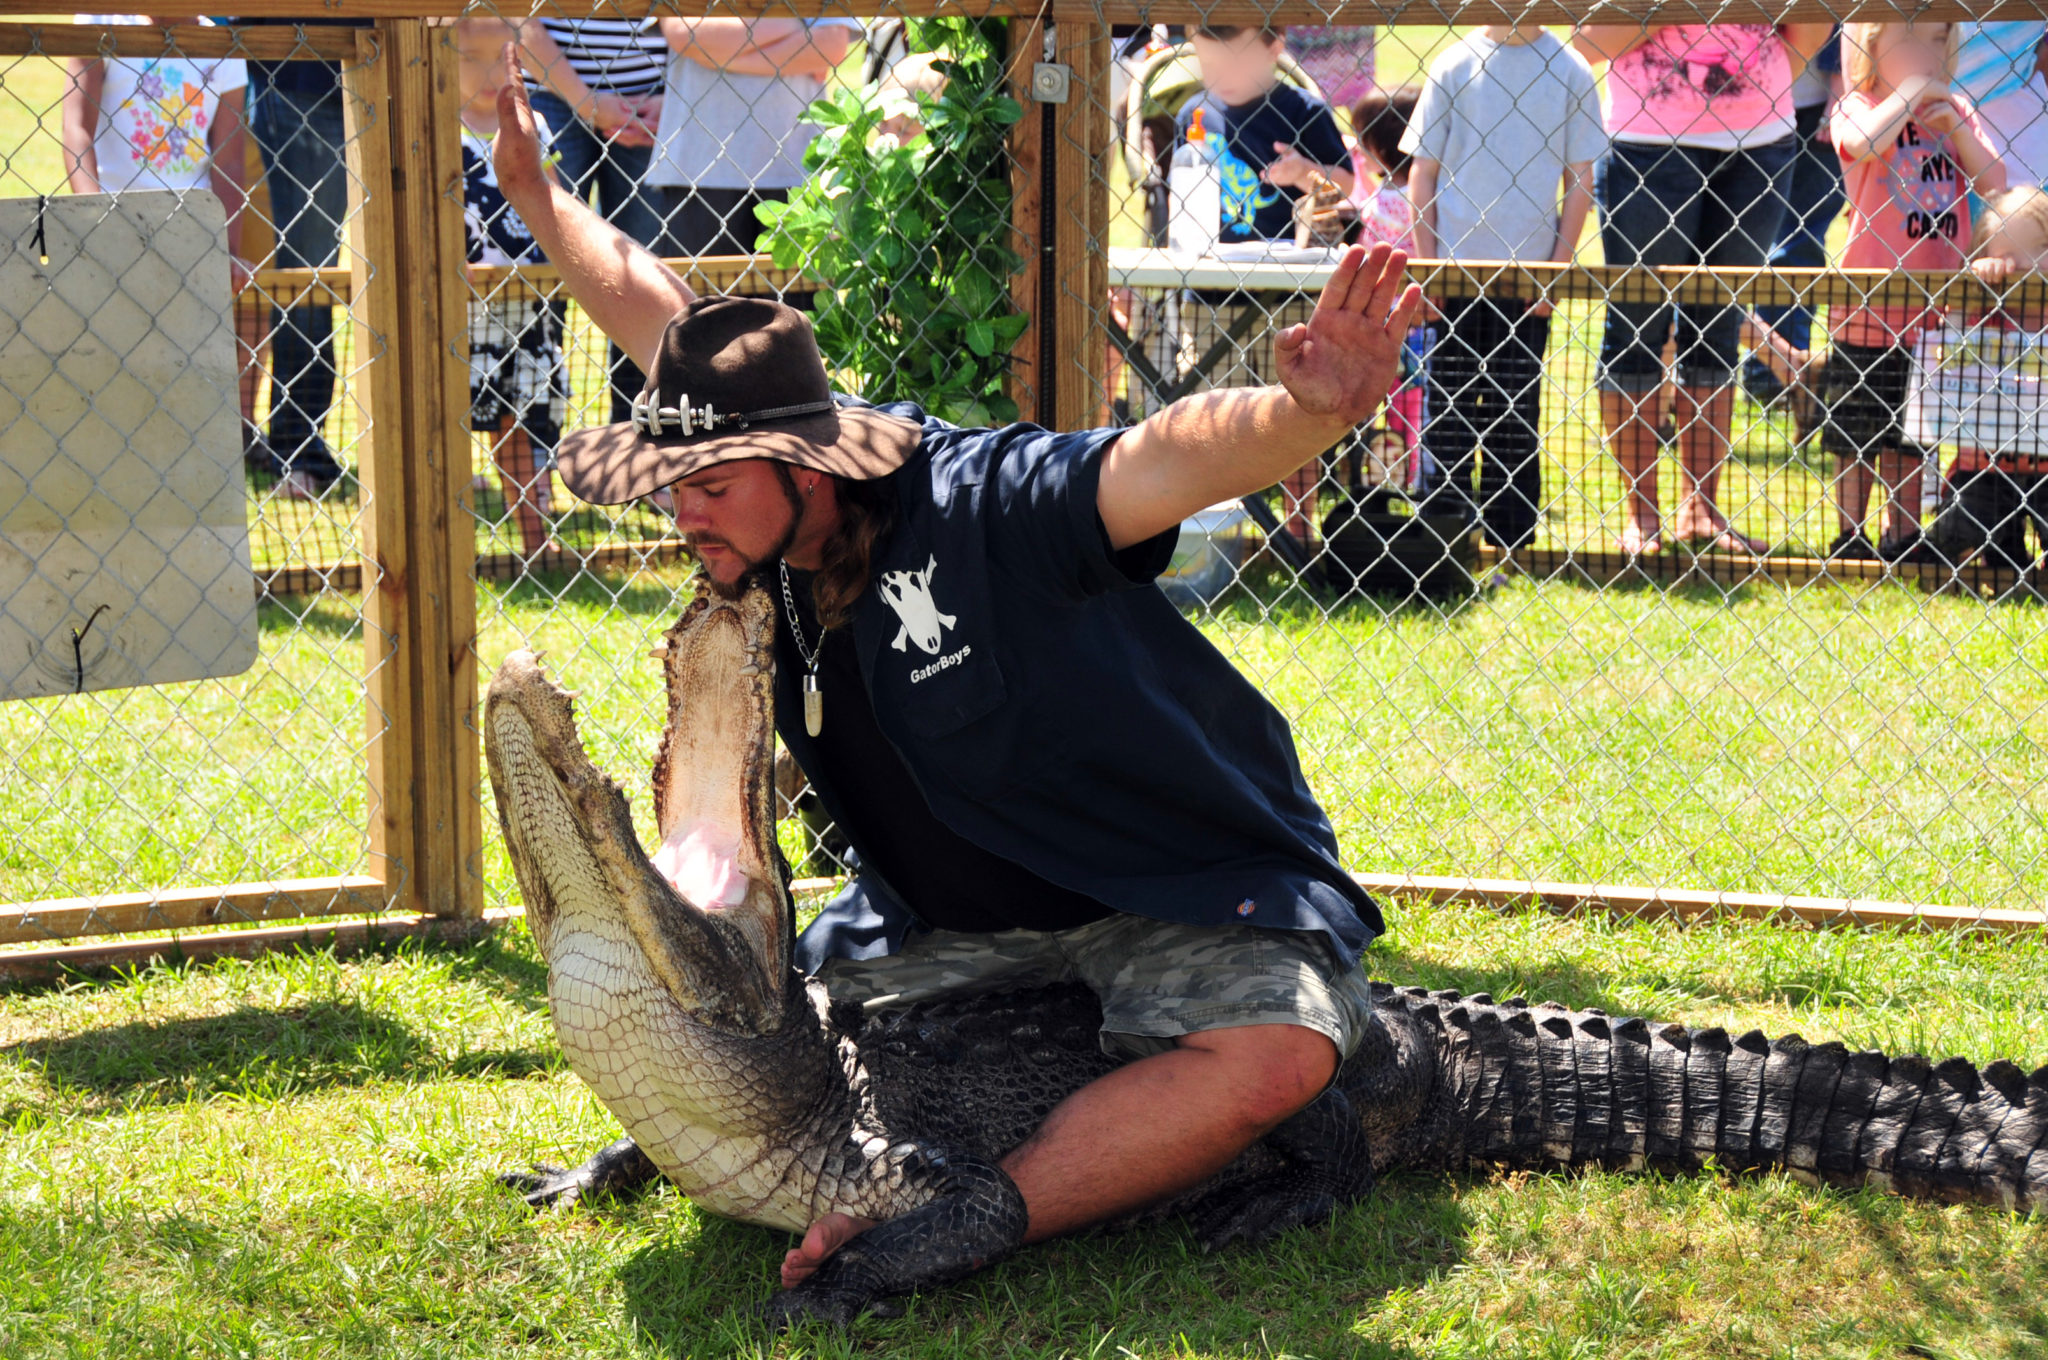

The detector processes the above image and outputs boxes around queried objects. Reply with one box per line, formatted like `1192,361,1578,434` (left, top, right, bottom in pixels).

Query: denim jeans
1596,136,1798,393
248,69,348,482
528,89,665,425
1744,103,1847,390
1420,296,1551,551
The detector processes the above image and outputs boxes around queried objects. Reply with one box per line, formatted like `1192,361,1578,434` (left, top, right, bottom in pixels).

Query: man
487,48,1423,1283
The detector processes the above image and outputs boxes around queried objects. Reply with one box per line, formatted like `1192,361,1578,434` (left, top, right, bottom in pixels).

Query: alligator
482,582,2048,1329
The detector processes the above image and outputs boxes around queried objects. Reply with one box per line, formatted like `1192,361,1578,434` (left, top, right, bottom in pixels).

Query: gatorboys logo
880,556,973,683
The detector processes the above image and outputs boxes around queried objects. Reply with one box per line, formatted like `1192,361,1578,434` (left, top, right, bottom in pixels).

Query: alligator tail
1376,985,2048,1212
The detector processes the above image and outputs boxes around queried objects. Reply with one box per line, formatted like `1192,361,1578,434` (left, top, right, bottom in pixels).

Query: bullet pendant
803,672,823,738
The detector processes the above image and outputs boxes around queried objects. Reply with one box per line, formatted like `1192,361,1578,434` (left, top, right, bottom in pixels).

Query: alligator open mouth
484,583,794,1034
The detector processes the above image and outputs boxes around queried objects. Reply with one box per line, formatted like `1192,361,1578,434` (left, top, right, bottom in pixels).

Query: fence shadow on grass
0,995,554,1118
616,1182,1468,1357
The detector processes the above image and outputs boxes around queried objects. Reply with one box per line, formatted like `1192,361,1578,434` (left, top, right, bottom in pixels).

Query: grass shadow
617,1181,1467,1357
0,996,552,1118
441,929,554,1014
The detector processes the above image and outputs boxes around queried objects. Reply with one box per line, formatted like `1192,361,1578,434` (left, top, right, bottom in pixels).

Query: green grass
7,568,2042,918
2,902,2044,1358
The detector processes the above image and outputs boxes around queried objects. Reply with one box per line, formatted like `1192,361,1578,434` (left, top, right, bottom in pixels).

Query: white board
0,190,256,700
1905,322,2048,459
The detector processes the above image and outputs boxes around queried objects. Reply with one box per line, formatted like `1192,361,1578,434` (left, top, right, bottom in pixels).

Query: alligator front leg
500,1135,662,1208
762,1149,1026,1328
1185,1085,1377,1250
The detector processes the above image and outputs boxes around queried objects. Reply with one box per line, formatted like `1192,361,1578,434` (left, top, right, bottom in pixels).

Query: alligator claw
760,1282,875,1330
497,1165,585,1209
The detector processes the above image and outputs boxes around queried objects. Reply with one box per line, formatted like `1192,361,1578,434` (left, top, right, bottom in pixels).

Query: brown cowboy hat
557,295,922,505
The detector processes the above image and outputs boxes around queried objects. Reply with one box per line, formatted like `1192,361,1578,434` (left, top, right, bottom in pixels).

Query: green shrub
759,17,1028,424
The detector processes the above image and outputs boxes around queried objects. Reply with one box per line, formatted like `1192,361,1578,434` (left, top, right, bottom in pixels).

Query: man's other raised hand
1274,243,1425,428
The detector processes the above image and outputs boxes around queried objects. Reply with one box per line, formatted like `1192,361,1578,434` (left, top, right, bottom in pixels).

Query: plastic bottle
1167,107,1222,256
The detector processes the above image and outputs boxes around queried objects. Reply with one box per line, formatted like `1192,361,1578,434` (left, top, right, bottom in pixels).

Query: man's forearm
1097,386,1355,550
505,177,695,374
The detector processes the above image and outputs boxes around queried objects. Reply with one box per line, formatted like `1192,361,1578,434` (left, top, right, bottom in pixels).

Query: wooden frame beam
343,26,417,906
1354,873,2047,934
60,1,2023,22
0,910,516,983
0,878,391,946
0,22,362,59
1049,16,1110,431
1006,14,1047,425
240,259,2048,313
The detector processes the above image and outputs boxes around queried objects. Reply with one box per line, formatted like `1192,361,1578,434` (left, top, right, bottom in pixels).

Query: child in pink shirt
1822,20,2002,560
1341,86,1429,496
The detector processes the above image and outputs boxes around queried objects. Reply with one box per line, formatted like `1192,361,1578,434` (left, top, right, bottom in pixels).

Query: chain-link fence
0,19,444,965
4,2,2045,974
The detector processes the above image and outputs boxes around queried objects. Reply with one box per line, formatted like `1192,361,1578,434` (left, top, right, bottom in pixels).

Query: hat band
630,393,838,439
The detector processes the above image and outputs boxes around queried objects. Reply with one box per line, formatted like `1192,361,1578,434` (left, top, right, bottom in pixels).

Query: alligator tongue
650,819,750,909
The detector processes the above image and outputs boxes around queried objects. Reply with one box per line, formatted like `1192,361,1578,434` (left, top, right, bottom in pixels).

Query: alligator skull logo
879,555,957,655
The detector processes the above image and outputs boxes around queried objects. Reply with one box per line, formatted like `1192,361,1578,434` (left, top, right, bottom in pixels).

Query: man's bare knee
1179,1023,1339,1131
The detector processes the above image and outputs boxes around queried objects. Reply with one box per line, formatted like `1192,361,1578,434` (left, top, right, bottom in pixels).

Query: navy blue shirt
1175,83,1350,243
783,404,1384,973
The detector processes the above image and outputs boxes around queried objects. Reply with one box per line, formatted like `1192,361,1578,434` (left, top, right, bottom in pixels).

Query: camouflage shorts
816,914,1378,1063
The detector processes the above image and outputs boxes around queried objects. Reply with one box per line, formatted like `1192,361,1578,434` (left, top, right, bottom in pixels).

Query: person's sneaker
1826,529,1877,560
1877,531,1927,563
275,470,324,502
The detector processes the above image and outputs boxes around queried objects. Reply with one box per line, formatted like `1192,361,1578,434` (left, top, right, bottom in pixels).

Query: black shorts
1819,342,1922,465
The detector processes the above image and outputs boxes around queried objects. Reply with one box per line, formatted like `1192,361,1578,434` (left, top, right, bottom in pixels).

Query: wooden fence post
345,18,480,920
1006,14,1046,426
343,24,414,907
1049,14,1110,433
391,19,482,920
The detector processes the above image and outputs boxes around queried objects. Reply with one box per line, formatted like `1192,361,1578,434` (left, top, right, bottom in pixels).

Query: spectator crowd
51,13,2048,579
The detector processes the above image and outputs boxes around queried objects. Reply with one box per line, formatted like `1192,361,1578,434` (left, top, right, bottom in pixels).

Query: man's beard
688,467,808,599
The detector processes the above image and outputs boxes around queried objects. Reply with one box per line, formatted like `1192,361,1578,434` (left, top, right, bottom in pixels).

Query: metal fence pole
1049,15,1110,431
1006,14,1046,425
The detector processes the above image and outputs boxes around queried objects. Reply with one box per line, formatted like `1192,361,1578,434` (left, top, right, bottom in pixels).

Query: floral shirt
78,14,246,193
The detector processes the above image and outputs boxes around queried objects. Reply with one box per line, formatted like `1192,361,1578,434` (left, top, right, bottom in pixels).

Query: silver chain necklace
777,561,824,737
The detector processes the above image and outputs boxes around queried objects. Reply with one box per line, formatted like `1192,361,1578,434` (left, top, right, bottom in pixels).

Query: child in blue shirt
1175,25,1353,243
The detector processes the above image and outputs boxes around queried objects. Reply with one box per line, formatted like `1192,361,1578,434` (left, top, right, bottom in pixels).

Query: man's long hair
773,463,899,631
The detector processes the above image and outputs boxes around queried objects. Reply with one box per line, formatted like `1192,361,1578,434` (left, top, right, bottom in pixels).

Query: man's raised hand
493,42,550,202
1274,243,1425,426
